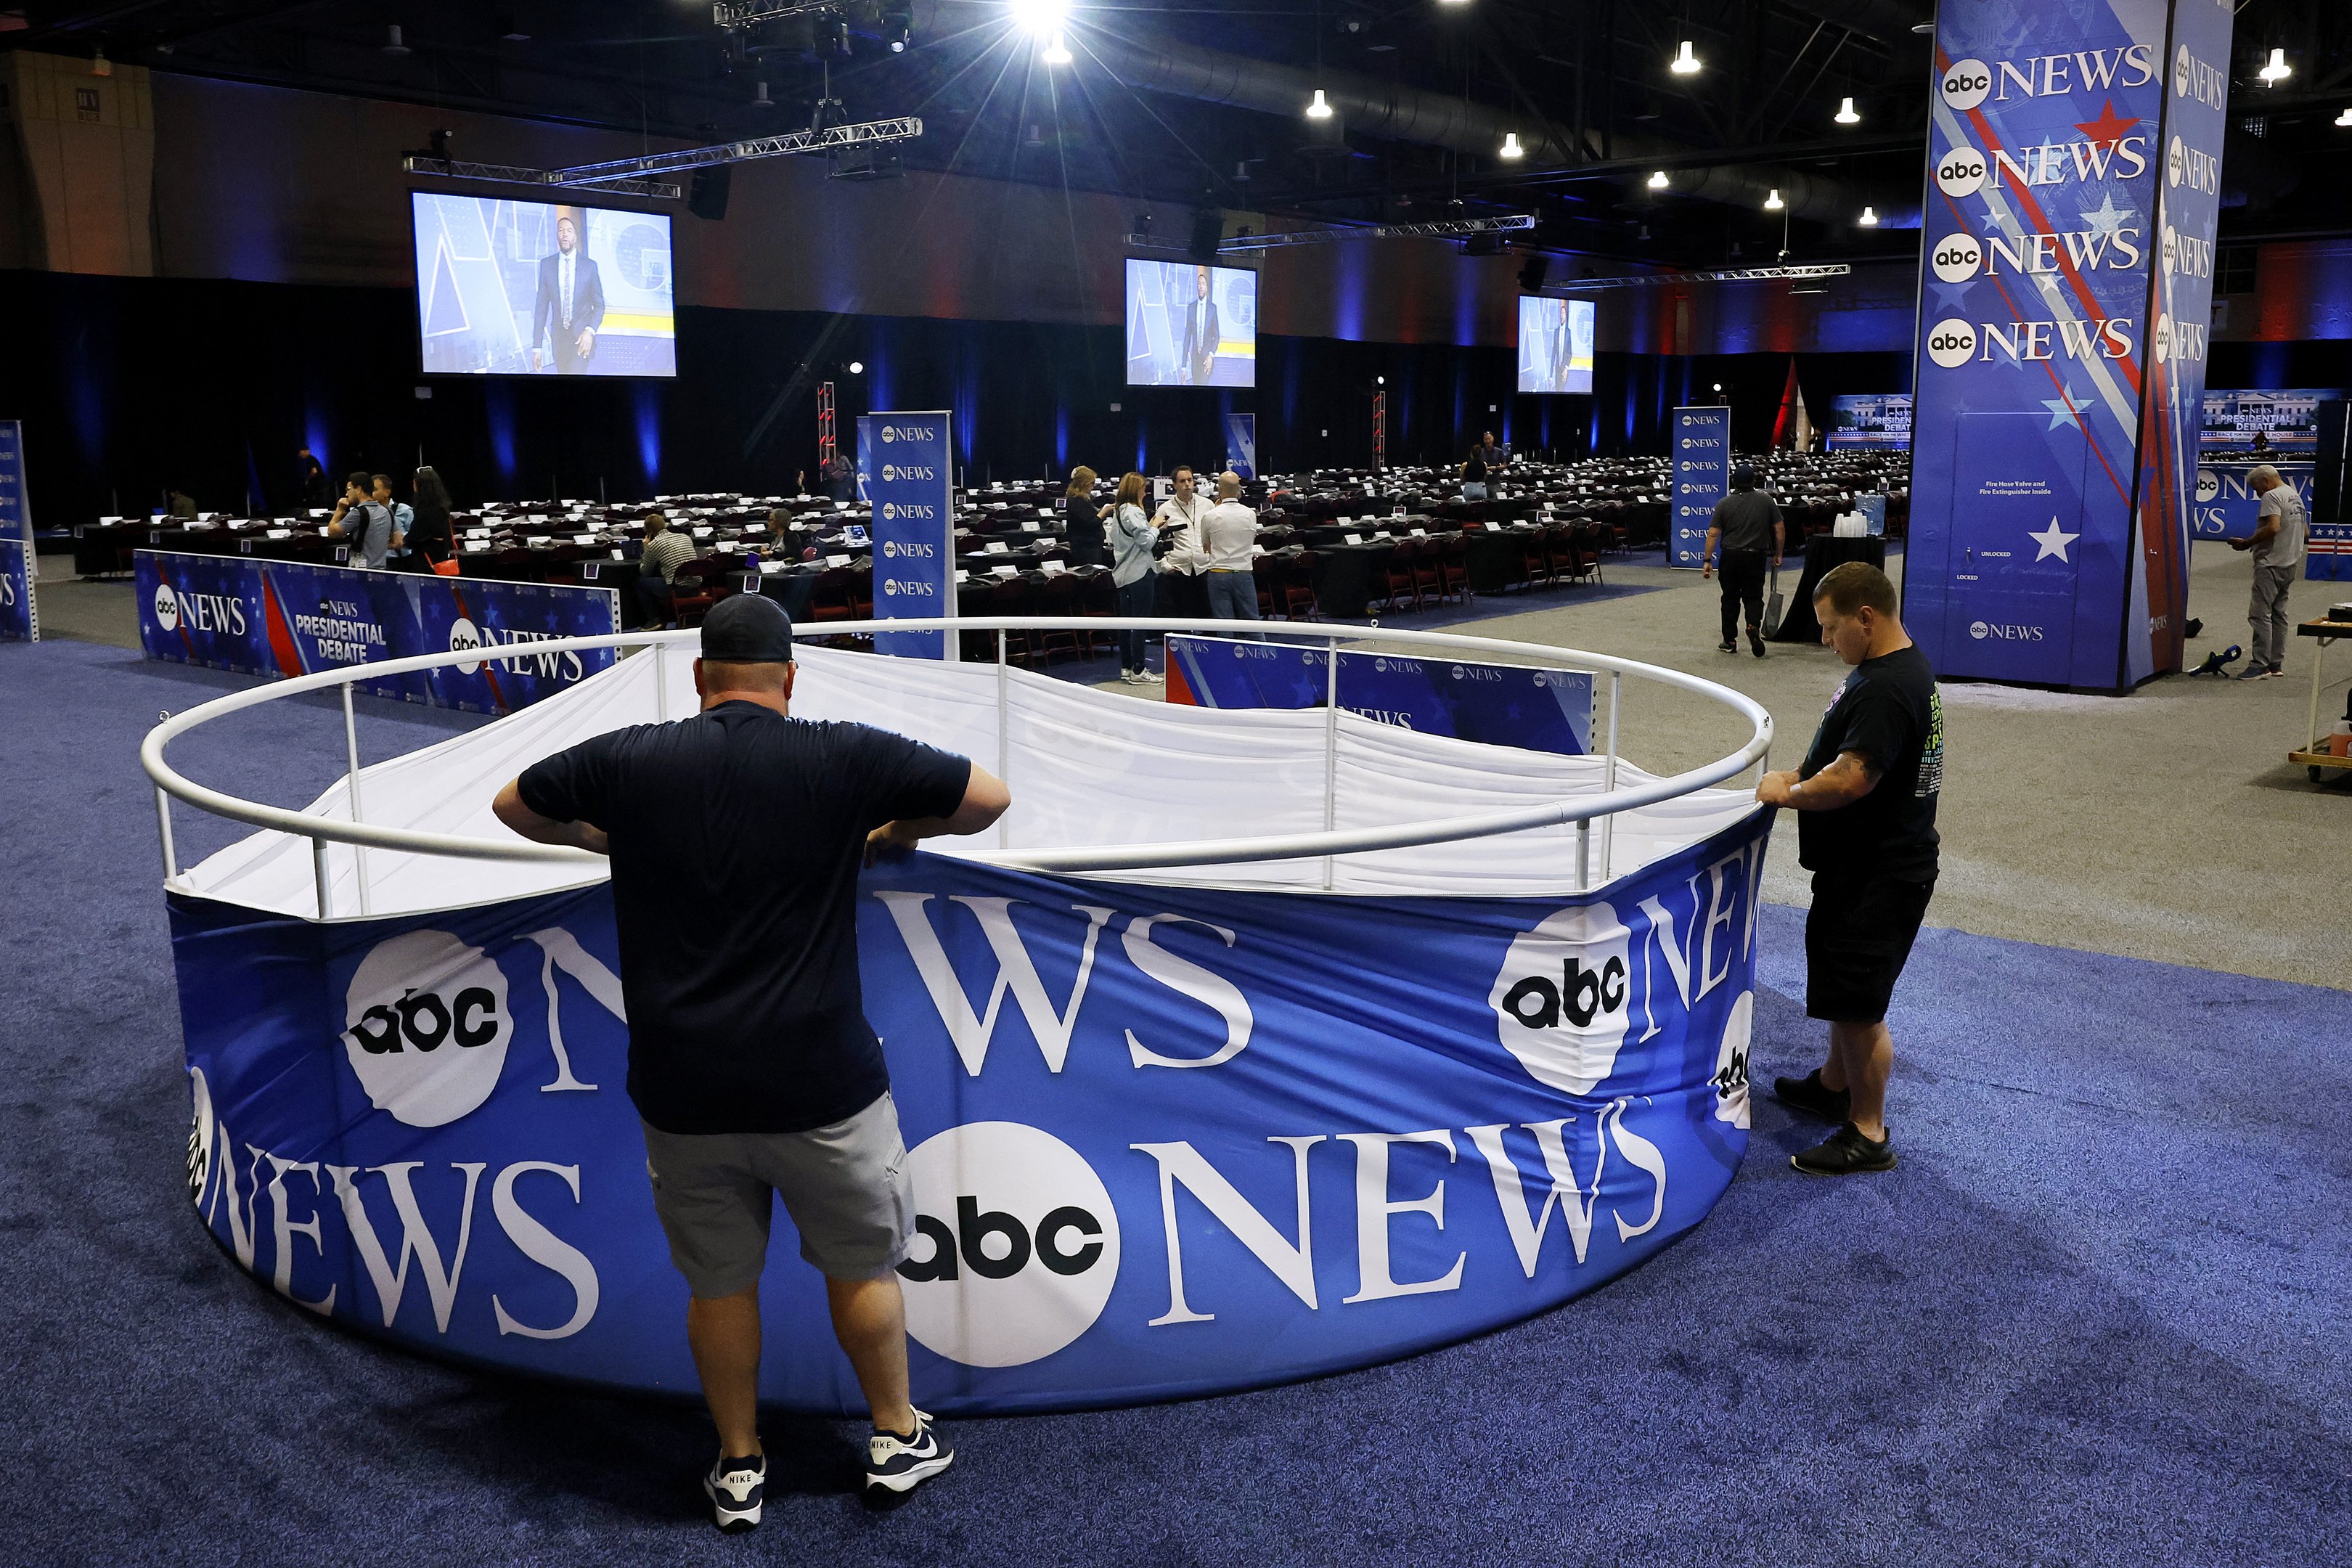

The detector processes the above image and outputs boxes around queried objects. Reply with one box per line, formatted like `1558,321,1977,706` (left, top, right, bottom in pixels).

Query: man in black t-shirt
1702,466,1784,658
492,594,1008,1530
1755,561,1942,1177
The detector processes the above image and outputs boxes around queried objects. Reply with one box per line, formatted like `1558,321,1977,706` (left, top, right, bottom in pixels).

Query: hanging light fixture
1858,205,1879,226
1647,168,1670,189
2258,47,2291,85
1670,39,1701,75
1042,32,1071,64
1835,97,1861,125
383,23,411,56
752,80,775,109
1763,189,1784,211
1499,131,1524,160
2338,107,2352,127
1306,88,1334,119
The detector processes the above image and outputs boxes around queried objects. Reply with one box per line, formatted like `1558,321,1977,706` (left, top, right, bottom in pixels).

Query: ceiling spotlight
1008,0,1069,36
1500,131,1524,160
1835,96,1861,125
2338,107,2352,127
1670,40,1700,75
90,45,111,76
1859,205,1879,226
1376,375,1386,385
1307,88,1334,119
1647,168,1669,189
2259,47,2291,86
383,23,411,56
847,361,865,375
1043,32,1071,64
752,80,774,109
1763,188,1784,211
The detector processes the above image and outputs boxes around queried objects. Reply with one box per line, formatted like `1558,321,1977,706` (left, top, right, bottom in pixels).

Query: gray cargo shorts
640,1091,915,1299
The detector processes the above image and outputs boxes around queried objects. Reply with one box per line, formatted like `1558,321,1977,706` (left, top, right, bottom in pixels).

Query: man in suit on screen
532,208,605,374
1548,301,1572,393
1179,264,1220,385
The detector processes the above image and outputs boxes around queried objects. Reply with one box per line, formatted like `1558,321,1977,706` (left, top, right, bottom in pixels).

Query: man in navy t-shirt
493,594,1008,1530
1755,561,1942,1177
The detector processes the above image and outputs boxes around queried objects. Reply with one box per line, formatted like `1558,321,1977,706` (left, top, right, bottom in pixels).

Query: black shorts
1804,868,1935,1024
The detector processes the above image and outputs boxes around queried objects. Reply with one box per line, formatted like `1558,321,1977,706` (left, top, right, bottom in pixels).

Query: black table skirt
1769,535,1887,644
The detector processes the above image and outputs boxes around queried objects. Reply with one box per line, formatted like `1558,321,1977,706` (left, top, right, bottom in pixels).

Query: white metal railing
139,616,1773,917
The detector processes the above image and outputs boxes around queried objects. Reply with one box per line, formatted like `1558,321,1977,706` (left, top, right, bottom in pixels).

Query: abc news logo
1932,233,1983,285
881,577,938,597
1499,955,1628,1032
897,1197,1106,1283
1679,436,1721,449
1926,317,1977,369
878,424,929,444
879,501,939,521
881,538,938,558
151,582,250,637
1936,144,1988,197
1967,620,2046,642
340,931,513,1128
2163,224,2213,279
2167,136,2219,195
881,463,939,483
2173,44,2226,110
347,985,500,1055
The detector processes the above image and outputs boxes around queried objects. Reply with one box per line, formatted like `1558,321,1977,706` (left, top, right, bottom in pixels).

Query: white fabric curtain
179,643,1760,920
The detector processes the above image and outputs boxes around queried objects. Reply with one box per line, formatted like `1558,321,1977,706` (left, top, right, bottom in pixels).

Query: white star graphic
2028,517,2080,562
2078,192,2134,240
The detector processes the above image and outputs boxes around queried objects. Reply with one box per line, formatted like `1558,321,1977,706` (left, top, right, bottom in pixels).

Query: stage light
2338,107,2352,127
1008,0,1069,36
1043,32,1071,63
848,361,865,375
383,23,411,56
1670,40,1700,75
1763,188,1784,211
1647,168,1669,189
1307,89,1334,119
1858,205,1879,226
1834,97,1860,125
2259,48,2290,85
1499,131,1524,160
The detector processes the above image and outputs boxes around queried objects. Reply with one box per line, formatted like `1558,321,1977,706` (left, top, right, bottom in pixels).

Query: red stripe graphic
259,573,309,677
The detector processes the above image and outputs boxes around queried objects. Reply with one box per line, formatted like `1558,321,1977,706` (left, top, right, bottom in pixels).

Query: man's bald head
1217,470,1242,501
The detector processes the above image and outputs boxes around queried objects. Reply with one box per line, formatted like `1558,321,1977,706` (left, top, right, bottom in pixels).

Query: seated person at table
638,512,698,627
167,489,198,520
764,509,795,555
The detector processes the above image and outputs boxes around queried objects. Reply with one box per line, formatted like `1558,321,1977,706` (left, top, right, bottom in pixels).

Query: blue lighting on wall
485,384,517,486
867,324,894,412
305,413,332,475
1334,249,1368,343
955,354,979,468
634,385,661,484
1055,404,1069,471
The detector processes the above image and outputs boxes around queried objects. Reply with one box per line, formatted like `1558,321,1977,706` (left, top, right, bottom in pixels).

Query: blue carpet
2,639,2347,1567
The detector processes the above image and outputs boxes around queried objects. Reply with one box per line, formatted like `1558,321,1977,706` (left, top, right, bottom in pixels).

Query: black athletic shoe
1792,1122,1897,1175
1749,632,1768,658
1773,1068,1851,1123
1718,638,1739,653
867,1409,955,1495
703,1453,765,1532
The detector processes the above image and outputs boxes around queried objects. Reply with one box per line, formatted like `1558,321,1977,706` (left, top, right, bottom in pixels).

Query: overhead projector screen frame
1124,257,1259,389
1516,295,1595,396
409,190,679,380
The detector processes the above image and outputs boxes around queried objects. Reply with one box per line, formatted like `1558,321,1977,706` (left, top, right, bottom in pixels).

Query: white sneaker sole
866,1450,955,1493
703,1477,762,1531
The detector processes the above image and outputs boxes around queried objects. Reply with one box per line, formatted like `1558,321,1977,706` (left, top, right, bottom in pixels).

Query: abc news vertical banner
1224,412,1257,481
135,550,618,714
1670,408,1731,570
869,411,956,660
1908,1,2226,688
0,419,33,642
2131,0,2234,679
168,809,1767,1415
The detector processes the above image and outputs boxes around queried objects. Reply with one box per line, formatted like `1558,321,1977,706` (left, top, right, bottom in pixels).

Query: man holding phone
492,595,1010,1531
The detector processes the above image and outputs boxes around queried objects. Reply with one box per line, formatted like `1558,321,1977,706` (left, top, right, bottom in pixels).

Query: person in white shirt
1103,471,1161,683
1153,466,1210,562
1198,471,1261,625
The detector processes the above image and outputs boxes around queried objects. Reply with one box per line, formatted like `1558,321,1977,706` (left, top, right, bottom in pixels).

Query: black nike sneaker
867,1409,955,1496
1792,1122,1897,1175
1773,1068,1851,1123
703,1452,765,1532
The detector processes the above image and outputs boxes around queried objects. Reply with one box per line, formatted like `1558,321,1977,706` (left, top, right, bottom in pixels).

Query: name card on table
1485,521,1501,532
955,569,971,584
1021,520,1041,533
1344,533,1363,545
1041,559,1066,575
826,553,852,568
691,527,712,539
1338,515,1351,525
991,564,1018,579
1410,527,1427,538
574,533,598,546
1373,529,1393,539
527,536,551,547
267,528,292,539
984,542,1010,555
309,509,329,518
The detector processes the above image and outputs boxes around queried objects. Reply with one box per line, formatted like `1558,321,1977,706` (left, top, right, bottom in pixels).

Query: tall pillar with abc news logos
868,412,957,660
1905,0,2231,690
1670,407,1731,571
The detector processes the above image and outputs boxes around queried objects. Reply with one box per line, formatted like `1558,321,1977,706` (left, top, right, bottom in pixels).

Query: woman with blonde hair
1063,465,1105,567
1104,470,1159,683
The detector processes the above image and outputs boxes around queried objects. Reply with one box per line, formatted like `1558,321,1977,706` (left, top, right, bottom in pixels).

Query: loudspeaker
1190,210,1223,261
1519,255,1550,292
2315,398,2351,527
688,165,732,221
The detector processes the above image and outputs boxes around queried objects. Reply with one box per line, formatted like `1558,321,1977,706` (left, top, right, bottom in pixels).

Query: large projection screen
1517,295,1595,396
1126,259,1257,388
412,192,677,377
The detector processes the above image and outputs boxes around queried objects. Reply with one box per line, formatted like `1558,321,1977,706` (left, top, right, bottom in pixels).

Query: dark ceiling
5,0,2351,269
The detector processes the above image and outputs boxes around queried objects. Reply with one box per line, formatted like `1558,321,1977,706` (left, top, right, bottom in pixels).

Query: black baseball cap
1731,465,1758,489
699,593,795,663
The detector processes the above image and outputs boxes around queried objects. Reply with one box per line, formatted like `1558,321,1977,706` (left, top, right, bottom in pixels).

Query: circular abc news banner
1926,317,1978,369
1930,232,1983,285
1936,143,1988,198
895,1121,1122,1368
340,929,513,1127
1940,58,1992,112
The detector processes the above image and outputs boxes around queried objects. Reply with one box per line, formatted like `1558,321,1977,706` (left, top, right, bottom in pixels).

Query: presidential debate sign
869,410,956,661
135,550,618,714
1906,0,2233,690
169,812,1766,1414
1670,408,1729,571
